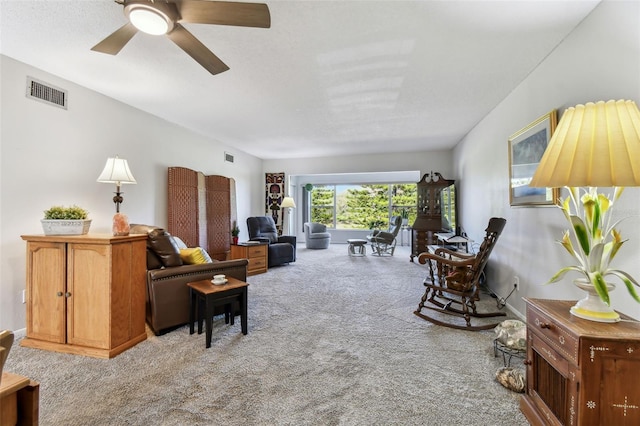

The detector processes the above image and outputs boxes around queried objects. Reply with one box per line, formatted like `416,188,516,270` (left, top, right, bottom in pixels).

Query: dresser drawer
247,245,266,258
531,334,570,377
527,304,579,365
248,257,266,270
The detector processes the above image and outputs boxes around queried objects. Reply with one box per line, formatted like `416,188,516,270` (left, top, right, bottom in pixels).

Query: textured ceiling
0,0,600,159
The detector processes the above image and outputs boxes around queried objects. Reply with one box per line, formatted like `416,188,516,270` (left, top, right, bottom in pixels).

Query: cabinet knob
540,322,553,329
65,292,71,298
523,359,532,366
57,291,63,297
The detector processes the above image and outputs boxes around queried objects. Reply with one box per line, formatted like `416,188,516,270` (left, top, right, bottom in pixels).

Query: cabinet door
579,338,640,425
26,242,66,343
66,243,111,349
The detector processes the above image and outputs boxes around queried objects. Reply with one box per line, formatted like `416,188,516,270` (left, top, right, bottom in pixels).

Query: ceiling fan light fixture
125,3,175,35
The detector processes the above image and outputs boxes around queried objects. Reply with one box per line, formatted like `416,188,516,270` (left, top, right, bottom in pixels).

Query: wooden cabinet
521,298,640,425
230,243,267,275
410,172,455,261
20,234,148,358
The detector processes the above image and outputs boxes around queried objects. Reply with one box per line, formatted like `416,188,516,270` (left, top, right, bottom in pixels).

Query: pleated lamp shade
530,100,640,188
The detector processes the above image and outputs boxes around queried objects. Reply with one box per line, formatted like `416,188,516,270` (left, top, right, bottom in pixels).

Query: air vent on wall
26,77,68,109
224,152,235,164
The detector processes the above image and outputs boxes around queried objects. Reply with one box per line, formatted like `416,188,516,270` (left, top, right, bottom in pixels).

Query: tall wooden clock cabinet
410,172,455,262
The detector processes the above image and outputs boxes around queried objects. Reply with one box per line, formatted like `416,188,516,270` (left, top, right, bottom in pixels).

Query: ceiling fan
91,0,270,75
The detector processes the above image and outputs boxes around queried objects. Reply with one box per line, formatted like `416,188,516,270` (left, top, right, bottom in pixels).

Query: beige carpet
6,244,527,425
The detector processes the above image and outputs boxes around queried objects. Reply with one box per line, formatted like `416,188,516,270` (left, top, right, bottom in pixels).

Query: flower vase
232,236,239,245
570,279,620,323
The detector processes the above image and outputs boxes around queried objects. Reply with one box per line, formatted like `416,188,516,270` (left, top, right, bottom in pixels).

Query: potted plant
231,221,240,245
547,187,639,322
400,208,409,226
41,205,91,235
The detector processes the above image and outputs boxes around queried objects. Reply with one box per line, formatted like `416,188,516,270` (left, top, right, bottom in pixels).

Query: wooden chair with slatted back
0,330,15,384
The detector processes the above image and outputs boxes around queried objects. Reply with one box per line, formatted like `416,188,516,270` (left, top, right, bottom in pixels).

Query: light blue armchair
304,222,331,249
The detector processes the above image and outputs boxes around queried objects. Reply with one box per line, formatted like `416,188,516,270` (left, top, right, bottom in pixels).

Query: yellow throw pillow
179,247,213,264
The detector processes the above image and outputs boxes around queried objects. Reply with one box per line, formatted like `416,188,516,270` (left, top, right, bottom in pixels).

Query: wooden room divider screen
167,167,236,260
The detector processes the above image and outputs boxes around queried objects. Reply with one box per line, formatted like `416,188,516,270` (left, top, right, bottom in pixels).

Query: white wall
454,0,640,319
0,56,264,331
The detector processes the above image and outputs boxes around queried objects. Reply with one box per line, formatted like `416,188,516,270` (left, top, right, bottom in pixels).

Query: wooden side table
187,277,249,348
230,243,268,275
0,372,39,425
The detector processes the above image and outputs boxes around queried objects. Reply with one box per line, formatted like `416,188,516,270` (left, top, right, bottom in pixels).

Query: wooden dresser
20,234,147,358
230,243,267,275
521,298,640,425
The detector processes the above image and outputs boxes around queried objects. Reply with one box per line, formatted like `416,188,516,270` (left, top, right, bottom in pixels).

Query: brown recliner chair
130,224,248,335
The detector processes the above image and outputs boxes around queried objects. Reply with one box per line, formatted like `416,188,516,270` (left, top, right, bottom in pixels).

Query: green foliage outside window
310,186,335,226
310,183,417,229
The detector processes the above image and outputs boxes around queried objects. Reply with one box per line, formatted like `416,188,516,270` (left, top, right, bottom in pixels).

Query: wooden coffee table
187,277,249,348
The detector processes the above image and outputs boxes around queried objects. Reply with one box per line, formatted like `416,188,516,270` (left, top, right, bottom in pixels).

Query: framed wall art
265,172,285,233
508,110,559,207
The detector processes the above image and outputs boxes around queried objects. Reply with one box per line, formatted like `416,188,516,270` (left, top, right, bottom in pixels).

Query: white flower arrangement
547,187,639,306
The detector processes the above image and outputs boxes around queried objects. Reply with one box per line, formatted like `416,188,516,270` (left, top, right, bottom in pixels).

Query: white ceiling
1,0,600,159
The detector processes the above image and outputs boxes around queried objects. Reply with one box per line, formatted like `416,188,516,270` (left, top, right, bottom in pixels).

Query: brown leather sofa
130,224,248,335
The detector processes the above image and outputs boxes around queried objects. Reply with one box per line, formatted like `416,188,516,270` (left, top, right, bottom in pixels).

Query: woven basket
41,219,91,235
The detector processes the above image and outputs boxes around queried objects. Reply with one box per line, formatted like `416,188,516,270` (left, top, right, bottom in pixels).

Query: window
310,185,335,227
310,183,416,229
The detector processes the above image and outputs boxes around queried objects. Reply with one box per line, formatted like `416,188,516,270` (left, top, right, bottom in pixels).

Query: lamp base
112,212,130,236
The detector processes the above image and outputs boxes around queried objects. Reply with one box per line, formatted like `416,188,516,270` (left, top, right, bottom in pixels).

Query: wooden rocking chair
414,217,507,331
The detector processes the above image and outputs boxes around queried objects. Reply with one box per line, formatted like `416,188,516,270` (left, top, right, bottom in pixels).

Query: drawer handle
539,322,553,329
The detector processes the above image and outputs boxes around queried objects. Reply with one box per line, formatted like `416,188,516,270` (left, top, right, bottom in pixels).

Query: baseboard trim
12,328,27,339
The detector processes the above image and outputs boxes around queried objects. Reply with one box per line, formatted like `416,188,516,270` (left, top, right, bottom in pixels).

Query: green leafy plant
231,221,240,237
43,205,89,220
400,208,409,219
547,187,639,306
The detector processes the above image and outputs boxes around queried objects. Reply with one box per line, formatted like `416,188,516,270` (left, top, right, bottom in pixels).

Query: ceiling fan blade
177,0,270,28
167,24,229,75
91,22,138,55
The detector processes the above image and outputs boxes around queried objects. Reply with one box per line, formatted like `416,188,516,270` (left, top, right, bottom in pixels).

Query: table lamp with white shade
97,155,137,236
